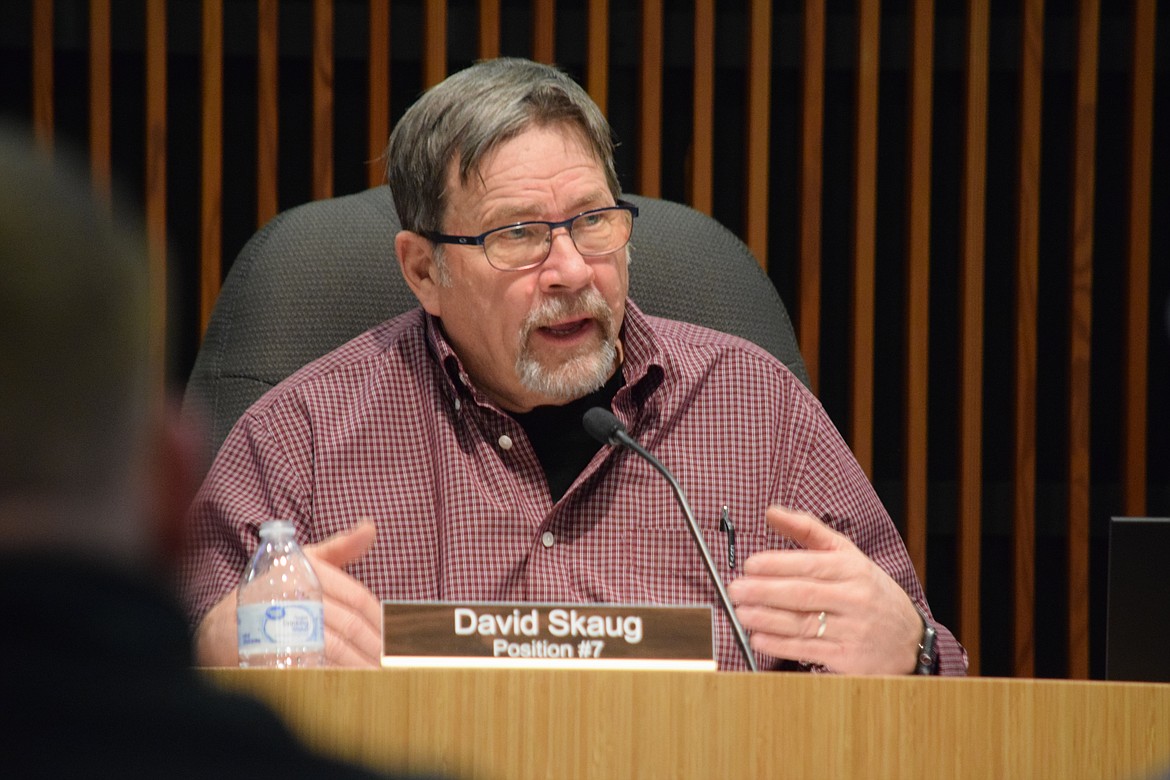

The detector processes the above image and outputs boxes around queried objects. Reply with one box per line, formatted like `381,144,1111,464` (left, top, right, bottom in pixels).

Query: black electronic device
1105,517,1170,682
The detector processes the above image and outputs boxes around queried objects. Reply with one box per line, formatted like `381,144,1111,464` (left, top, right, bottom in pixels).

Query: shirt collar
615,299,667,391
420,312,484,407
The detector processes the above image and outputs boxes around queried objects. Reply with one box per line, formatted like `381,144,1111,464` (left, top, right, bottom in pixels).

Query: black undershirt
511,370,624,502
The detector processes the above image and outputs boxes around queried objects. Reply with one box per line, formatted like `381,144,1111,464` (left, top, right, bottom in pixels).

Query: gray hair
385,58,620,235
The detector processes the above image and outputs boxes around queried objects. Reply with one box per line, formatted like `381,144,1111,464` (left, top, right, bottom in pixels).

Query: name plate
381,602,716,670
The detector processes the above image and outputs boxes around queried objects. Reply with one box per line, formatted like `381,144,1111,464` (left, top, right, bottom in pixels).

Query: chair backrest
183,186,809,459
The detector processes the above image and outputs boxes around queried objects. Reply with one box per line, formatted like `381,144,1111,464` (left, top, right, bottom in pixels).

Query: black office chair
184,186,809,460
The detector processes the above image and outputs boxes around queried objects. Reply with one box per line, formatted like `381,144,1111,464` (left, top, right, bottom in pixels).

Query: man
182,58,966,675
0,127,438,778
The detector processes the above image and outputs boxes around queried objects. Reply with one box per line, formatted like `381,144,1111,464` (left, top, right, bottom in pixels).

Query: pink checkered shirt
180,301,966,674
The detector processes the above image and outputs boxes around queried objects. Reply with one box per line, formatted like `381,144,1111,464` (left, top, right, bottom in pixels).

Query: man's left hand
727,505,923,675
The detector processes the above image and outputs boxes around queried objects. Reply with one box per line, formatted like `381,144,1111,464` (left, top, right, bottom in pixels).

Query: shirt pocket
622,527,777,604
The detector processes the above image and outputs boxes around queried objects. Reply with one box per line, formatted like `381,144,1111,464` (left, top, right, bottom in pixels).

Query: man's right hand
193,522,383,668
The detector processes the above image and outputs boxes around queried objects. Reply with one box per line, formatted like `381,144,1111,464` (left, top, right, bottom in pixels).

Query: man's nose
539,227,593,291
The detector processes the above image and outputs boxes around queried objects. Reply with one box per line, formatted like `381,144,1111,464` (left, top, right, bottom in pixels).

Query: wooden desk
206,668,1170,779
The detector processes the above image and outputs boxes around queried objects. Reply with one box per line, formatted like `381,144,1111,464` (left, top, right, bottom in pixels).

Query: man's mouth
538,318,593,338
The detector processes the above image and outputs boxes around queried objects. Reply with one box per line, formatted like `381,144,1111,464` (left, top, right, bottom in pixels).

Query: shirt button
498,434,513,450
541,531,555,548
453,398,461,411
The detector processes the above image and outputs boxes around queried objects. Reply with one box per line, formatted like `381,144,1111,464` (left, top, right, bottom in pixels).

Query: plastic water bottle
237,520,325,668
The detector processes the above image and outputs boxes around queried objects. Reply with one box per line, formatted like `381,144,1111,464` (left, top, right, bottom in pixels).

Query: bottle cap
258,519,295,539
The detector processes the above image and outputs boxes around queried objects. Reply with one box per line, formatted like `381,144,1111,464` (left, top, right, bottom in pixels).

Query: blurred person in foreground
0,127,437,779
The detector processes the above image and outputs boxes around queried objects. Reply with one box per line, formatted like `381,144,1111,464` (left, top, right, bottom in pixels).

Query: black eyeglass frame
418,199,639,272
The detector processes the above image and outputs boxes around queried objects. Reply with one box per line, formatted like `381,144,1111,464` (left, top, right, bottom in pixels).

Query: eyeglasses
419,200,639,272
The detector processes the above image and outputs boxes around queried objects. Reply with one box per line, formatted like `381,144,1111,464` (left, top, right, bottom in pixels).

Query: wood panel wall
9,0,1165,681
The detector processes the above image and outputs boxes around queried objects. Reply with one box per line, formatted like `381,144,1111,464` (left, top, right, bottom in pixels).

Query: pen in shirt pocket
718,505,736,572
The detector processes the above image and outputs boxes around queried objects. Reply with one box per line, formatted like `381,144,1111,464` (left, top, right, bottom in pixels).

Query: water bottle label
238,601,325,654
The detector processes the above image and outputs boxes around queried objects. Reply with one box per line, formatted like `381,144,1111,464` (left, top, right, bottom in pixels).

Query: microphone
582,407,759,672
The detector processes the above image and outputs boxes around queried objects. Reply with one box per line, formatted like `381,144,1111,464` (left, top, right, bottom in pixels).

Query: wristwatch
912,602,939,675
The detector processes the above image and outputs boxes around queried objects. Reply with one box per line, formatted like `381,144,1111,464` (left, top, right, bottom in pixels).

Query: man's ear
395,230,442,316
